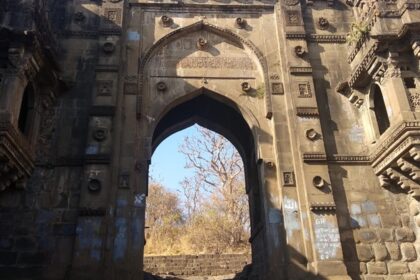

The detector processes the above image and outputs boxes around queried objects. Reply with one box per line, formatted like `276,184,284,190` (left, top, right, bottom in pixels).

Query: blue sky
150,125,197,193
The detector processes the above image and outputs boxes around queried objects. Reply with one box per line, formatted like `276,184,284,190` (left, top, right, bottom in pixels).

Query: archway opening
145,91,263,278
372,84,390,135
18,83,35,137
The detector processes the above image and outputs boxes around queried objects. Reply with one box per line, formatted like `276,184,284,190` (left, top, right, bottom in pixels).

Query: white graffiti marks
314,217,341,260
283,197,300,238
134,193,146,208
177,57,255,70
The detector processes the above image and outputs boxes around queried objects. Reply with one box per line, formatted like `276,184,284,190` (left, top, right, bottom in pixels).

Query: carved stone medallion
318,17,330,30
313,176,326,188
196,38,208,50
92,127,108,142
241,82,252,92
88,179,102,192
156,81,167,92
102,42,115,54
161,15,172,27
236,18,247,28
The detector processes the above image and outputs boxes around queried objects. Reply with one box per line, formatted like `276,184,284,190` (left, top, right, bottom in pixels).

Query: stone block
351,215,368,228
357,244,374,262
388,262,409,275
386,242,402,261
378,229,394,242
401,215,411,227
396,228,416,242
364,276,384,280
360,262,367,274
357,229,379,244
0,237,13,249
14,236,36,251
373,243,389,261
367,262,387,274
368,214,382,227
14,226,31,235
18,251,48,266
0,251,17,265
415,243,420,258
351,203,362,215
62,210,79,223
409,261,420,273
401,243,417,262
362,200,378,214
381,214,401,227
403,275,417,280
53,223,76,236
387,276,404,280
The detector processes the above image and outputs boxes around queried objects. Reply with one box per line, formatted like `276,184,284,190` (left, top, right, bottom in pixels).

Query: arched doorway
147,90,266,277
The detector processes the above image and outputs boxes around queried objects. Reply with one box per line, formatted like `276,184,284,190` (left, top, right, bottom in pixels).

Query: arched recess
138,20,272,120
370,84,390,136
18,83,36,137
150,88,265,268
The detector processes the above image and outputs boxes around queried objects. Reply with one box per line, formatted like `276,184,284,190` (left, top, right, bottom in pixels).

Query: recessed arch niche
149,89,265,274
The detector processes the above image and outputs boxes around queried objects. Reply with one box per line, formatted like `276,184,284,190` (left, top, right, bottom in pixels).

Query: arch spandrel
139,21,271,126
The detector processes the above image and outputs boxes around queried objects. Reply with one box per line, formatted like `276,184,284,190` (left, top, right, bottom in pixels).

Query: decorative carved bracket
372,124,420,200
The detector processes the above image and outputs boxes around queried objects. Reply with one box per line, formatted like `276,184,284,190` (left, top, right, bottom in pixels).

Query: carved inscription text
177,57,255,70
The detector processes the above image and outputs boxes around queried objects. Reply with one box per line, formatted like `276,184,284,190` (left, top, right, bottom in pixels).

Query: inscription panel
314,216,341,260
177,57,255,70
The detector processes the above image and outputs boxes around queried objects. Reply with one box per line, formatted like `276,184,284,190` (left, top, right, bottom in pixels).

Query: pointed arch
151,87,261,142
138,20,272,119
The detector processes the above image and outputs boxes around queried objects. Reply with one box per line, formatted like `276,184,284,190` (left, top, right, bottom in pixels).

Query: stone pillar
273,1,351,278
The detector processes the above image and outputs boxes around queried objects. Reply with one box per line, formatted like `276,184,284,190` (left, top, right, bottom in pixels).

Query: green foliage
346,22,370,45
256,84,265,99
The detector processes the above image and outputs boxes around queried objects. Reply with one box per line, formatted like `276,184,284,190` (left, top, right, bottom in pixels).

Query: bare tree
179,126,250,251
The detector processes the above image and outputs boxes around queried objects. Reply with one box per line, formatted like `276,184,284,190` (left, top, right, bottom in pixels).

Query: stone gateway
0,0,420,279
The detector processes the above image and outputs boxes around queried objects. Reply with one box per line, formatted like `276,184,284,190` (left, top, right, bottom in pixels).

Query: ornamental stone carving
102,42,115,54
161,15,173,27
235,18,247,28
313,176,326,188
156,81,167,92
196,38,208,50
88,178,102,192
92,127,108,142
241,82,252,92
294,45,306,57
306,129,320,141
318,17,329,30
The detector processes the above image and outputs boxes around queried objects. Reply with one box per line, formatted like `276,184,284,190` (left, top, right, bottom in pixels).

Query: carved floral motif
408,90,420,111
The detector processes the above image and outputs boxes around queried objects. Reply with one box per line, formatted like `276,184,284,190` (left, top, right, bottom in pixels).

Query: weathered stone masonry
143,254,251,277
1,0,420,279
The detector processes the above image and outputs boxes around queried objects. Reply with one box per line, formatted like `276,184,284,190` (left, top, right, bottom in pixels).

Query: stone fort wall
143,254,251,277
1,0,420,279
